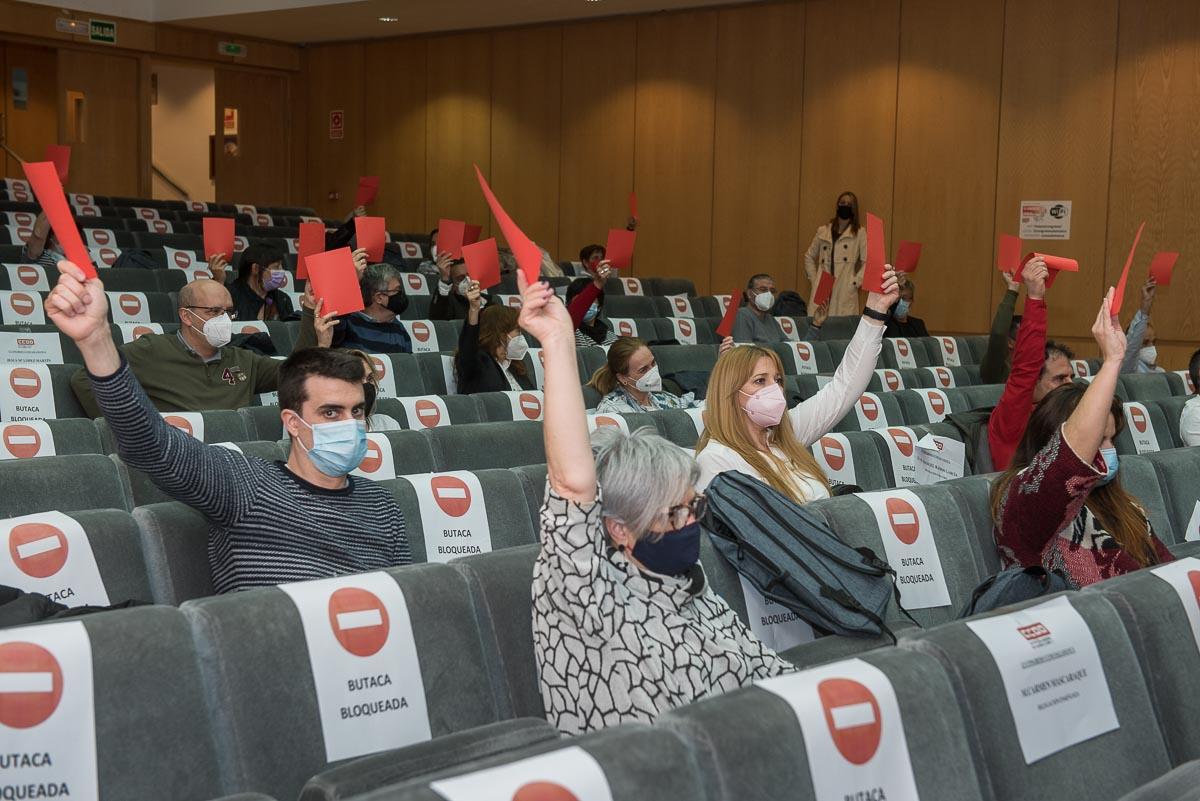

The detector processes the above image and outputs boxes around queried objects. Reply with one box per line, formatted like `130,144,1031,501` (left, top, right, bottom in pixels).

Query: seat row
3,448,1200,800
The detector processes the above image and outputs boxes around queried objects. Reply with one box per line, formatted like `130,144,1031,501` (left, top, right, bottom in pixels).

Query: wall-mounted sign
330,110,345,141
219,41,247,58
1019,200,1072,240
88,19,116,44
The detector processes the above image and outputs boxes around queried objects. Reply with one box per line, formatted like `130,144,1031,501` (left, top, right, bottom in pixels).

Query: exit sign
218,41,247,58
89,19,116,44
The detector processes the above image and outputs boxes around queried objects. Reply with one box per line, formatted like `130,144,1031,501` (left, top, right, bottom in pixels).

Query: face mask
836,204,853,220
506,335,529,362
583,303,600,323
739,383,787,428
1138,345,1157,365
185,309,232,349
753,291,774,312
1097,447,1119,486
457,277,471,296
294,417,368,478
384,291,408,315
631,520,701,576
895,299,911,318
261,270,286,291
624,364,662,394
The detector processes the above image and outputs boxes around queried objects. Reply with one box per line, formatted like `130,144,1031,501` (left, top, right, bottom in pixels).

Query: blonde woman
695,268,899,501
589,337,701,413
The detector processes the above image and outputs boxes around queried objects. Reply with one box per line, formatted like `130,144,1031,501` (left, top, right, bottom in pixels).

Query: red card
1020,252,1080,288
629,191,639,222
715,287,741,339
605,229,636,270
895,241,922,273
202,217,235,261
1110,222,1145,316
306,247,364,316
474,165,542,286
297,221,325,280
356,176,380,207
1149,252,1179,287
998,234,1022,273
863,212,886,293
813,271,835,307
45,145,71,183
438,219,467,259
464,224,482,246
355,216,386,263
463,237,501,290
21,161,95,278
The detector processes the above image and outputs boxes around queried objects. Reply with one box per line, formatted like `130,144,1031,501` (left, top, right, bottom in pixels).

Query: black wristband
862,307,888,322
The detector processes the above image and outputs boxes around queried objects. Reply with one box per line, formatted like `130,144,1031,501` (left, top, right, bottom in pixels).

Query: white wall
150,61,214,202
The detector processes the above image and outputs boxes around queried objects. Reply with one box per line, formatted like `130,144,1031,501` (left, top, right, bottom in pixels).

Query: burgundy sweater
994,426,1173,587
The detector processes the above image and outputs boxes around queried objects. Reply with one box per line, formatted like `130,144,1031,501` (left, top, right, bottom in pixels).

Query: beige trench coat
804,223,867,316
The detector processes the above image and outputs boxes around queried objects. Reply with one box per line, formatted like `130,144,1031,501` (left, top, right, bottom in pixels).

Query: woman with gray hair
516,270,793,736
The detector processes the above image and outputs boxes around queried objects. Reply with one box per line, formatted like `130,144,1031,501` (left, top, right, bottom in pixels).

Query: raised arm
45,262,259,526
23,214,53,260
518,270,596,503
980,273,1020,384
1063,288,1125,463
1120,278,1155,374
986,260,1048,472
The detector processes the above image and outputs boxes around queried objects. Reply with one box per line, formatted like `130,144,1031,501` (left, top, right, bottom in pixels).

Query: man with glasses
71,276,313,417
294,262,413,353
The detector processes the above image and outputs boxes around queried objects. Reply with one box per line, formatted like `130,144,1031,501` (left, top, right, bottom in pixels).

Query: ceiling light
378,16,399,22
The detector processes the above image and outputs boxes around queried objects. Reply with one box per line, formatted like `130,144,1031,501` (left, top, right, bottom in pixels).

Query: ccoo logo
328,587,390,657
818,677,883,765
431,475,472,517
821,437,846,471
885,496,920,544
3,424,42,459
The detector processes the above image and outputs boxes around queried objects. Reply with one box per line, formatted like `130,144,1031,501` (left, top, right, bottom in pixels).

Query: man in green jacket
70,277,307,417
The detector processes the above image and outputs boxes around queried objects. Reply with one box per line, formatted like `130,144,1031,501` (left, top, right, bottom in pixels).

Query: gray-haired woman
515,269,794,736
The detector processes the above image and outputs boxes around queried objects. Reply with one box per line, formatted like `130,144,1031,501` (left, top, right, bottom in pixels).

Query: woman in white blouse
695,267,899,501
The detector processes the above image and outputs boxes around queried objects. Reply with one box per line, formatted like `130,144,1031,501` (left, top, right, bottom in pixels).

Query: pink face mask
739,382,787,428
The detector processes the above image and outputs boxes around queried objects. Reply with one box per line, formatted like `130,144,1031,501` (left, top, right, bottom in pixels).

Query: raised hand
1022,257,1048,300
516,268,572,346
718,336,734,355
46,261,110,345
1002,271,1020,293
207,253,228,284
352,248,369,276
864,266,901,315
1139,277,1157,315
591,259,613,289
812,302,830,328
466,279,482,309
436,252,453,282
1092,287,1126,365
313,298,338,348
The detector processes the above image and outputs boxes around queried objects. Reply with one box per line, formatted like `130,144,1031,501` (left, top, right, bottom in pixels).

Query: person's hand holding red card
475,164,543,286
864,265,900,318
45,145,71,183
356,176,380,207
463,238,502,289
1019,252,1079,287
22,160,95,278
813,271,835,307
1148,252,1178,286
355,216,386,262
862,212,887,293
715,288,742,339
306,247,364,316
202,217,235,262
605,229,636,270
895,241,922,273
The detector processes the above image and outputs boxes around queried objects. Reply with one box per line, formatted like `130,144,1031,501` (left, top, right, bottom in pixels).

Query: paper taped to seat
858,489,950,609
854,393,888,431
873,426,919,486
1,420,56,459
117,323,163,344
1,290,45,325
430,745,614,801
790,342,819,375
966,595,1118,764
0,511,109,606
279,572,431,762
398,396,450,429
4,264,49,292
938,337,961,367
1,364,56,421
757,658,918,801
504,390,544,421
161,412,205,441
0,332,63,365
403,471,492,562
811,433,857,488
1122,402,1160,454
739,575,816,652
352,434,397,481
1150,557,1200,653
401,320,439,353
890,338,917,369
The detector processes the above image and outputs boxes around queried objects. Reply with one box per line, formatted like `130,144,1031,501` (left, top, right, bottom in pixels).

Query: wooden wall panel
424,31,491,232
215,68,289,205
1108,0,1200,349
57,48,140,196
894,0,1003,333
633,10,718,289
364,37,427,233
711,2,804,297
995,0,1118,338
3,44,57,180
289,51,308,206
491,26,562,256
305,43,364,219
155,26,301,72
798,0,899,300
558,17,637,265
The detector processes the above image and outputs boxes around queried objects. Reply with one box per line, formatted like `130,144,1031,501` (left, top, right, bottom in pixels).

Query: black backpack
701,471,912,640
772,290,808,317
944,407,997,474
959,566,1073,618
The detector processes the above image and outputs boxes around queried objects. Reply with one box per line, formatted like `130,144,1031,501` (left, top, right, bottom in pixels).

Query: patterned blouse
532,486,794,735
594,386,701,414
994,426,1173,587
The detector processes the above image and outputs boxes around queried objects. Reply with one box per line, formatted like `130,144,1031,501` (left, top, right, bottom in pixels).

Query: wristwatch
862,307,888,322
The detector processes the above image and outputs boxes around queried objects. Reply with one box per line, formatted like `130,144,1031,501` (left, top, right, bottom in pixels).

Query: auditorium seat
133,501,214,604
414,353,459,395
651,408,705,448
808,431,893,492
651,344,718,384
659,648,986,801
891,387,972,424
1116,455,1178,543
1164,372,1190,396
511,464,549,524
0,362,87,418
1153,396,1190,449
1143,449,1200,548
473,390,546,423
117,441,286,507
772,340,835,374
643,277,697,298
180,564,508,800
0,417,103,458
819,315,864,340
0,453,130,516
386,394,483,430
901,592,1172,801
961,383,1004,408
880,337,935,369
1117,762,1200,801
942,473,1001,576
426,422,544,471
1119,373,1177,402
238,405,286,441
372,353,430,397
604,296,662,319
95,409,250,454
831,392,905,433
358,431,438,477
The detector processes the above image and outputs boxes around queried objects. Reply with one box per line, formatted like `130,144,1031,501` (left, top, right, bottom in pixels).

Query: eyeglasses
184,305,238,320
663,494,707,530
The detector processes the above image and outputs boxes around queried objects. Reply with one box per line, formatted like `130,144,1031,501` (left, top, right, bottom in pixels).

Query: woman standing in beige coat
804,191,868,316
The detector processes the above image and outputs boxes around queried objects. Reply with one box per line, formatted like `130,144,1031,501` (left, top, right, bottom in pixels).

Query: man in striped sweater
46,262,412,592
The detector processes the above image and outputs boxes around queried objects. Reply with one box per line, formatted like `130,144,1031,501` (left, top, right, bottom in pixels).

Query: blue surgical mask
583,303,600,323
295,417,368,477
895,299,911,318
1097,447,1119,486
631,521,701,576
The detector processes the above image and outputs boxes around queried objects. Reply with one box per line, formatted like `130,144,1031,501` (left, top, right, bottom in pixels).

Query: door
4,45,58,180
215,68,289,206
58,49,140,195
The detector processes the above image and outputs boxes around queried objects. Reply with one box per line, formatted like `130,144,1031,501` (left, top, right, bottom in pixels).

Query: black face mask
836,204,853,221
384,292,408,316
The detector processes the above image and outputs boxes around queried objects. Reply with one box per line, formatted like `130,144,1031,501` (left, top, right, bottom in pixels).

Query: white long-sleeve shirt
695,316,884,500
1182,395,1200,447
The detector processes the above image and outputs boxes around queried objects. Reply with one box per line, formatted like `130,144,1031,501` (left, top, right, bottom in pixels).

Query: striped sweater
91,360,412,592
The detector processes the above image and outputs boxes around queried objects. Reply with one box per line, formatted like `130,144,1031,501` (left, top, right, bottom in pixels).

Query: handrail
0,112,27,165
151,163,191,200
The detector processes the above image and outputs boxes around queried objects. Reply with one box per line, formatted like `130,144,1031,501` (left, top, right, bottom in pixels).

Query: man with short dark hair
47,262,411,592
